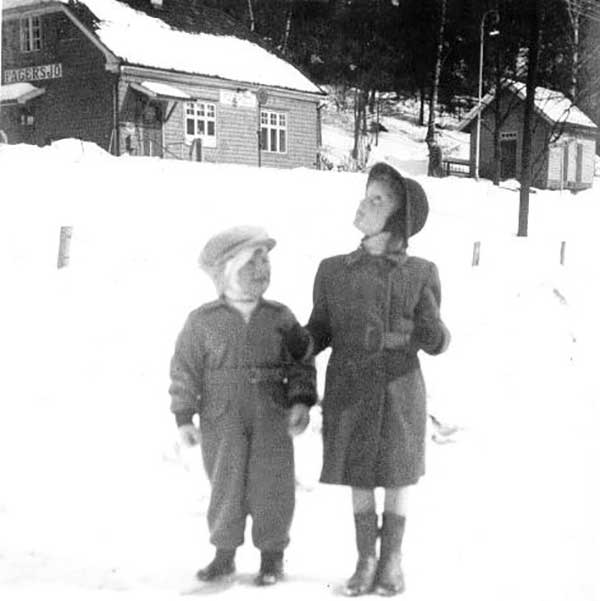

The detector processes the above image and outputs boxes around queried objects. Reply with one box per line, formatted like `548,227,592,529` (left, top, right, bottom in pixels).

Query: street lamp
475,9,499,181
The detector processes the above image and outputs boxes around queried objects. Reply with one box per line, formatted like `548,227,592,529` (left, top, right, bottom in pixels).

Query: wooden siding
118,72,319,168
469,88,597,189
1,10,114,149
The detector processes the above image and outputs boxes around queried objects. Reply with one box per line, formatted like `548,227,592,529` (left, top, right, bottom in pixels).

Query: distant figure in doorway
169,226,316,587
427,129,443,177
280,162,451,596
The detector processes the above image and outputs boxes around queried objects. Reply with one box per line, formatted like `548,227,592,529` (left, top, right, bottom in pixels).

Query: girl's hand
288,403,310,437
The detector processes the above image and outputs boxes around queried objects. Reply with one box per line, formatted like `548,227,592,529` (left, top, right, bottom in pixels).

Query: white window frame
184,101,217,148
260,110,287,154
20,16,42,52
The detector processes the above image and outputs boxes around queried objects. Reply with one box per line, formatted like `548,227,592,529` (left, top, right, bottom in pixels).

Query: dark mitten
280,323,312,360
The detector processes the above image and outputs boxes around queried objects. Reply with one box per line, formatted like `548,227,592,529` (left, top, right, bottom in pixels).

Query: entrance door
500,138,517,180
137,102,163,157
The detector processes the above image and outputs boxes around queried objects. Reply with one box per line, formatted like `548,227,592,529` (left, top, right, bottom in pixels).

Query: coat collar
344,245,408,267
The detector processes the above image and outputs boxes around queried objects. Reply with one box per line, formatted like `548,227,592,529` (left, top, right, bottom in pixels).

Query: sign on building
4,63,63,84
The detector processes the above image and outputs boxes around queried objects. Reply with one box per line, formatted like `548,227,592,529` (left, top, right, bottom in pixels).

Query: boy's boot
255,550,284,586
375,513,406,596
196,548,236,582
344,512,379,596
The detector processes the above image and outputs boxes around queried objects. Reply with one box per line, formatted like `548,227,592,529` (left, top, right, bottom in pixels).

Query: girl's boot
344,512,379,596
375,513,406,596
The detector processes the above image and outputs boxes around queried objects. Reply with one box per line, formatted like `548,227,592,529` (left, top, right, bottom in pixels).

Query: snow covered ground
0,131,599,601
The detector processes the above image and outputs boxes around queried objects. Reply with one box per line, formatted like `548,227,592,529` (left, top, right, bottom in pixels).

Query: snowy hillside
0,135,599,601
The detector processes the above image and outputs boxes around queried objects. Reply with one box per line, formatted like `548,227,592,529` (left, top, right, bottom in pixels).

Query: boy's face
354,180,399,236
237,246,271,299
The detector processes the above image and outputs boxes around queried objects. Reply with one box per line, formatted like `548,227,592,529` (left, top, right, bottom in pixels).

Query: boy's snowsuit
170,298,316,552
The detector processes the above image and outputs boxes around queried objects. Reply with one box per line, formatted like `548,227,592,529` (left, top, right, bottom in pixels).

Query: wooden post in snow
472,241,481,266
560,241,566,266
57,226,73,269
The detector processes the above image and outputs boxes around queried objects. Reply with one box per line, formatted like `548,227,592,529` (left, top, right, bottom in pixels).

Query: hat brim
404,178,429,236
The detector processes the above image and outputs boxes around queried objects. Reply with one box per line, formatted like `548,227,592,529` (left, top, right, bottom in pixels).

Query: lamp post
475,9,499,181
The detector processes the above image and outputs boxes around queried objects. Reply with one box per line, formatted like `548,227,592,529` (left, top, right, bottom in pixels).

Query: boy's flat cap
199,225,276,274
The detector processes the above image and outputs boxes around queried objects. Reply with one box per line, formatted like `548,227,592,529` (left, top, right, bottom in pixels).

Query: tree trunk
419,84,425,126
518,0,542,237
247,0,255,32
426,0,447,144
282,4,293,55
567,0,580,98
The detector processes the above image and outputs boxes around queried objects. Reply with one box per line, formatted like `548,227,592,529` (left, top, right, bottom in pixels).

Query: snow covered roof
457,80,597,131
130,81,191,100
0,82,45,104
3,0,324,96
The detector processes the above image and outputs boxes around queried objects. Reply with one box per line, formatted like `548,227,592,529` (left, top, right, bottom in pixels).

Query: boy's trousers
199,391,295,552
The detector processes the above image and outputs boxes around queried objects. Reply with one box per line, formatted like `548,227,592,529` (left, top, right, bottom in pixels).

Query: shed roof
457,80,597,132
3,0,324,96
0,82,46,104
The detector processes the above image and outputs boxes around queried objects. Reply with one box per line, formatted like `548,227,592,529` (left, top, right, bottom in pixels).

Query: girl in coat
282,163,450,596
169,225,316,587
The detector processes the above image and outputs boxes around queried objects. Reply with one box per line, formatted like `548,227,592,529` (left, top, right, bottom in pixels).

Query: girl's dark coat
307,248,449,488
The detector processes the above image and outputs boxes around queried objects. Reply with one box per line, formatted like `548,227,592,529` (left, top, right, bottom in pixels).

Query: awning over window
130,81,191,101
0,82,45,105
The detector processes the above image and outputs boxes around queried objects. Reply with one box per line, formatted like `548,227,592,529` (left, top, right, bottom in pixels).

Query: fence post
472,241,481,266
57,226,73,269
560,241,566,266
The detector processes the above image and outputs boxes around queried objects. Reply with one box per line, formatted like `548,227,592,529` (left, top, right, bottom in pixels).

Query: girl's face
236,247,271,299
354,180,399,236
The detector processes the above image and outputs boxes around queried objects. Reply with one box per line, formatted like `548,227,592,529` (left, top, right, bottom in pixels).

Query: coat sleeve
169,315,203,424
278,306,318,408
413,263,451,356
305,260,333,355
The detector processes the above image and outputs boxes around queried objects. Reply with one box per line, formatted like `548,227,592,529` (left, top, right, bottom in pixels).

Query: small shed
1,0,326,169
457,80,598,190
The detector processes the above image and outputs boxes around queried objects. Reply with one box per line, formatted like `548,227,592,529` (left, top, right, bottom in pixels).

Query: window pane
186,119,195,136
270,114,277,125
198,120,205,135
279,130,286,153
261,112,268,125
261,128,268,150
279,114,286,126
197,104,205,117
207,105,215,117
207,121,215,136
271,129,277,151
185,103,194,115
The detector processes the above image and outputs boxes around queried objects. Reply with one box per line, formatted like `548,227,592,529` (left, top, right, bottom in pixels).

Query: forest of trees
191,1,599,130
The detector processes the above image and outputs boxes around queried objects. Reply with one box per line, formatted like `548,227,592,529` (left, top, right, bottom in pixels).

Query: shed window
185,101,216,147
261,110,287,153
20,16,42,52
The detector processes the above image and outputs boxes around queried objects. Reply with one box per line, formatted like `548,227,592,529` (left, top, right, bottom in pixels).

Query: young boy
169,225,316,586
282,163,450,596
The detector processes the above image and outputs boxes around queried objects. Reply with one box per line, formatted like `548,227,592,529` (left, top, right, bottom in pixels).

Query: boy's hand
280,323,312,360
288,403,310,437
178,424,201,447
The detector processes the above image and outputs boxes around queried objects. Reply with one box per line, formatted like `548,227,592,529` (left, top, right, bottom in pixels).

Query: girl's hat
367,162,429,238
199,225,275,280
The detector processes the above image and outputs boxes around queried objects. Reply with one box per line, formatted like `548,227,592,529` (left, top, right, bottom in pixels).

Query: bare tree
247,0,255,32
426,0,447,176
565,0,582,98
518,0,543,237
